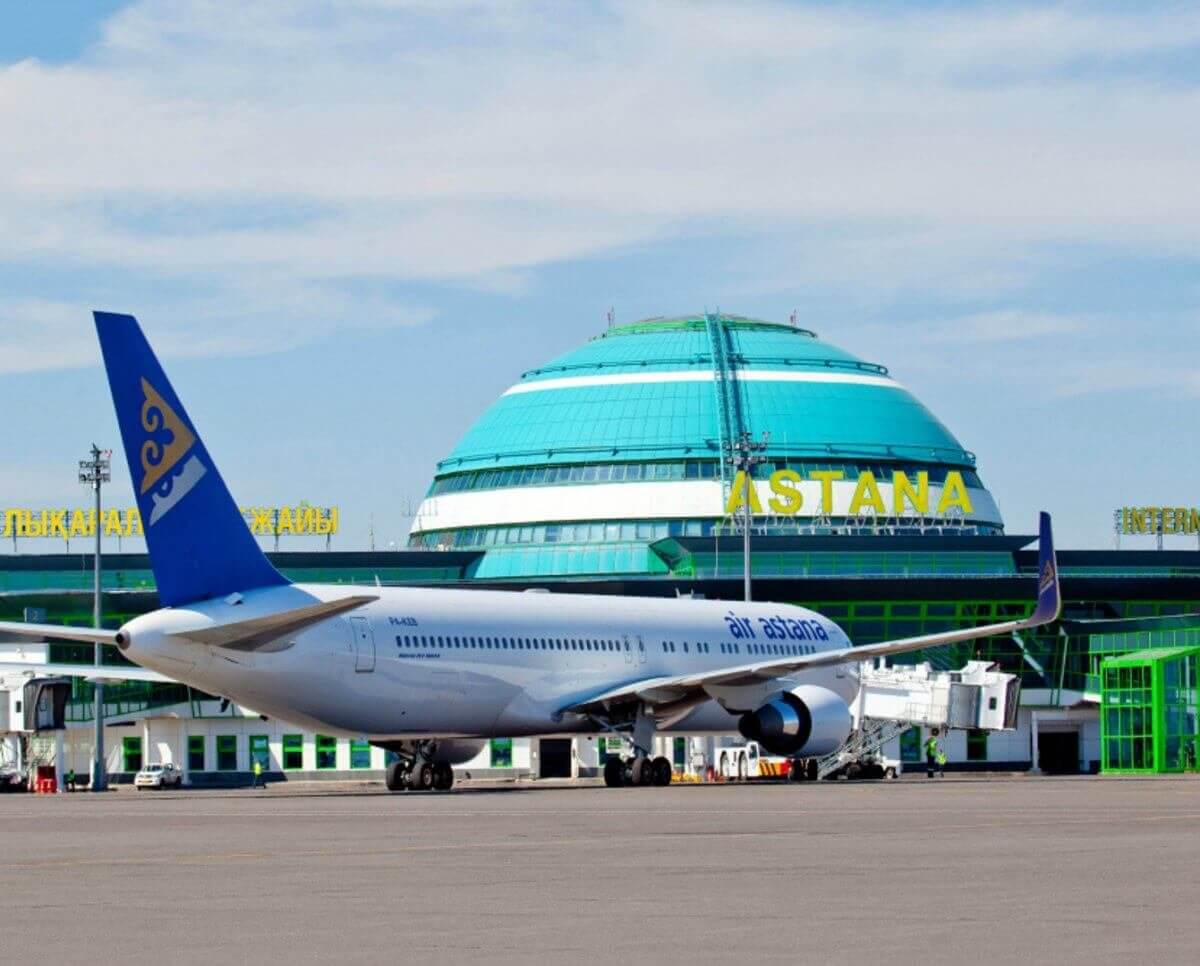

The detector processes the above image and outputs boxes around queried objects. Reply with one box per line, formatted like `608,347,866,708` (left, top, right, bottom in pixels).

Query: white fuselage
119,585,860,739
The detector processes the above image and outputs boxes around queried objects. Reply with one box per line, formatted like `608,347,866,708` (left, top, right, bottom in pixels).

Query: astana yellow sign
723,469,975,517
3,505,339,539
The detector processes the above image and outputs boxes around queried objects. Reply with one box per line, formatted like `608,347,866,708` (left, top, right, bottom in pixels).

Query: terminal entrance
1038,731,1080,774
539,739,572,778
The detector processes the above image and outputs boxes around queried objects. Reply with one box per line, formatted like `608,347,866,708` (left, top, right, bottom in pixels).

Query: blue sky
1,1,1198,553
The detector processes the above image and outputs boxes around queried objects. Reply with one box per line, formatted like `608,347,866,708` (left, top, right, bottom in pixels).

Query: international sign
3,505,339,539
1116,506,1200,536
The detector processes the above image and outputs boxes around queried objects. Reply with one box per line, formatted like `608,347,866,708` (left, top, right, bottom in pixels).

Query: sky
0,0,1197,553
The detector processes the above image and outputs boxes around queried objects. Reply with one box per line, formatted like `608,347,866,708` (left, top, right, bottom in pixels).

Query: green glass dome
439,315,974,472
411,314,1002,567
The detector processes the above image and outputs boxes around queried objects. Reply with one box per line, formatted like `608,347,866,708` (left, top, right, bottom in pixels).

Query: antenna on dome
606,307,614,328
789,310,798,326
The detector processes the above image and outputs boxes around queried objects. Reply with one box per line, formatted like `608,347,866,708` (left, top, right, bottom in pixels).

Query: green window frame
490,738,513,768
187,735,206,772
122,736,143,773
315,734,337,770
349,740,372,769
966,730,988,762
216,735,238,771
282,734,304,770
249,734,270,770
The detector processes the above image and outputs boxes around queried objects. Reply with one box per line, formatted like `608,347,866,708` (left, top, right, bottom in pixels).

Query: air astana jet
0,313,1062,791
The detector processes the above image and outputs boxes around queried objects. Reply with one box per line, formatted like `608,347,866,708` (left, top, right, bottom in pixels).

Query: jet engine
737,685,852,757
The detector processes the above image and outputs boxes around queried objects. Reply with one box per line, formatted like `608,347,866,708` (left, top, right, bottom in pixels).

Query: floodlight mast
79,444,111,792
724,431,770,603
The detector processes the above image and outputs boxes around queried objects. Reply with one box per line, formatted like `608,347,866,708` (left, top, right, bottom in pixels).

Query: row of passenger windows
661,641,712,654
428,460,982,496
399,634,635,653
732,642,816,657
395,635,816,659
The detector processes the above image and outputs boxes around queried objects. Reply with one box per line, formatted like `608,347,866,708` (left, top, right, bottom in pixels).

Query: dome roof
411,314,1002,558
439,315,973,472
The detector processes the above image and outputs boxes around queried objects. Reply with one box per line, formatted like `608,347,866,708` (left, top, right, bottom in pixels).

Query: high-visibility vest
925,738,938,756
253,761,262,775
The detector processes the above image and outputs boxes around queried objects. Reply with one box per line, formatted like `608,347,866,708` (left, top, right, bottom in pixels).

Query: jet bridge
814,660,1020,779
0,668,74,790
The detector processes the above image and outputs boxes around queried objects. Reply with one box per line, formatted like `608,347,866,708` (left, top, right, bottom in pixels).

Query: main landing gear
598,702,671,788
603,755,672,788
385,744,454,792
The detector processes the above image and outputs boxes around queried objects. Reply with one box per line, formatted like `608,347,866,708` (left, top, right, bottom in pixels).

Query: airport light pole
724,431,769,603
79,445,111,792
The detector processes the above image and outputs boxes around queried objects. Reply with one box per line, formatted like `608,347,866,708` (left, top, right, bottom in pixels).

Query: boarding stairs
816,717,911,779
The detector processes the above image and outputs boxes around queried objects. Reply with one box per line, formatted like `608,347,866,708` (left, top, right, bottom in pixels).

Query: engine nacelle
737,685,852,757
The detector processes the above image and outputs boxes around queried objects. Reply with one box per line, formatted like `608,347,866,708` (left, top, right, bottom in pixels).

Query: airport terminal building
3,314,1198,782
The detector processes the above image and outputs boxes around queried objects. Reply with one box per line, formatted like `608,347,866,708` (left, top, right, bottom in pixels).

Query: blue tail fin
1029,511,1061,625
93,312,289,607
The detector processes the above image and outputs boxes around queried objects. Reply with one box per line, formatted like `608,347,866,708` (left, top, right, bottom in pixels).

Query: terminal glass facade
1100,646,1200,774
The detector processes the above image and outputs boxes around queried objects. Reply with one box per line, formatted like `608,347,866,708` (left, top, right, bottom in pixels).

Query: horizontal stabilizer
0,621,119,645
0,661,172,684
174,595,378,651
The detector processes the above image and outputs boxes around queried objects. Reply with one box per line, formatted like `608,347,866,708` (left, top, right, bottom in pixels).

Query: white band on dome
411,479,1002,534
503,369,899,396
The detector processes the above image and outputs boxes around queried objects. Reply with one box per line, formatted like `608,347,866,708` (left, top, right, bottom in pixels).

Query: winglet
93,312,289,606
1025,511,1061,627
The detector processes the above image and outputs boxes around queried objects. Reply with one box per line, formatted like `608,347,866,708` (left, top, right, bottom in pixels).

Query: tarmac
1,775,1198,965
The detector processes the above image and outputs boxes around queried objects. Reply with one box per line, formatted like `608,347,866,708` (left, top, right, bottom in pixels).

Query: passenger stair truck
809,659,1021,780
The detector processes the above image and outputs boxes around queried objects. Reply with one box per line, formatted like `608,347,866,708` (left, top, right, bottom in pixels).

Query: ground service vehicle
135,762,183,789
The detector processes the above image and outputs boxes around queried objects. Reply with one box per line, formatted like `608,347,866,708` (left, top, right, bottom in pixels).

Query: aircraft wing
566,512,1060,716
0,661,174,684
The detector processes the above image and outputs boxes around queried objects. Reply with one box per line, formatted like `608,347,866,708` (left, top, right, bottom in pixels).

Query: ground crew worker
925,729,944,778
252,758,263,789
65,768,75,792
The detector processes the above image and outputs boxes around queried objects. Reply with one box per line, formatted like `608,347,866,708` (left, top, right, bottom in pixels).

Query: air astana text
724,613,829,641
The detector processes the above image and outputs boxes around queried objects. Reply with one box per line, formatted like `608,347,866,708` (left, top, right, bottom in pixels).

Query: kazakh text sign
3,505,339,539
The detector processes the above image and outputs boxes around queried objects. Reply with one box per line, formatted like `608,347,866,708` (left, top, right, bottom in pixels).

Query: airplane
0,312,1062,791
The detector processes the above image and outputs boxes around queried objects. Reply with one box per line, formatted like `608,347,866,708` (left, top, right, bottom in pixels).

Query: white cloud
1,1,1199,368
919,309,1088,345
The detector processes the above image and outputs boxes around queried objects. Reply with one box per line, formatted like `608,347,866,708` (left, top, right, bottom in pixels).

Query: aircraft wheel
432,762,454,791
385,761,407,792
603,757,624,788
719,754,730,780
409,762,434,792
651,756,672,786
629,757,649,787
737,754,748,782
